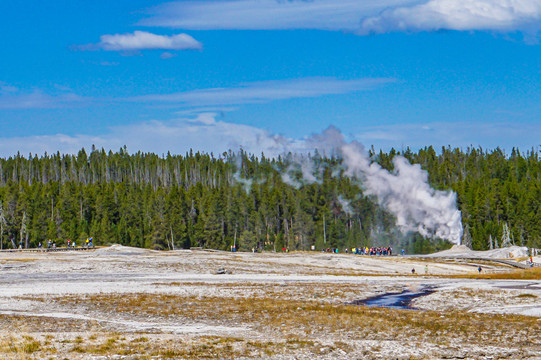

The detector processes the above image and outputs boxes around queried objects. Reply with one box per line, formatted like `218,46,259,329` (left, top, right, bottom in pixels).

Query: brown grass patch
516,293,538,299
46,292,541,350
0,313,100,333
454,267,541,280
2,288,540,358
64,335,331,359
1,258,37,262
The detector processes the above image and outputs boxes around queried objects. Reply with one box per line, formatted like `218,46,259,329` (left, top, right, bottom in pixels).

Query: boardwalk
0,247,95,253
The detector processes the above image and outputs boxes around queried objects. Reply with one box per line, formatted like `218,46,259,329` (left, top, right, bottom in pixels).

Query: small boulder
215,267,232,274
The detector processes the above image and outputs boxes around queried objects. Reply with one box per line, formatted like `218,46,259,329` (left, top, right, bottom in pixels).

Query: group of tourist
321,246,396,256
33,237,94,250
348,246,393,256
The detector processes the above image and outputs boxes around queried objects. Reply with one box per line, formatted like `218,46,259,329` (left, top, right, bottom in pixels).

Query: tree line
0,145,539,253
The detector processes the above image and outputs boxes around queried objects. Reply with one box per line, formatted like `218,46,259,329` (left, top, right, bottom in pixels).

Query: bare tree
501,222,512,248
21,212,28,249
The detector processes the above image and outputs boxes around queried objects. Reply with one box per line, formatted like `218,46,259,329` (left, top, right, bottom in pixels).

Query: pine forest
0,145,540,254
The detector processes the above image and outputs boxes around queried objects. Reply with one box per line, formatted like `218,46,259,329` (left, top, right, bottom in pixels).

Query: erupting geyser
341,142,463,245
308,127,463,245
235,126,464,245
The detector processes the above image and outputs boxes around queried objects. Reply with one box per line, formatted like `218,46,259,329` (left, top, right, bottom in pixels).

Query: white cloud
355,121,541,151
0,81,18,94
140,0,415,30
174,107,239,116
0,116,540,159
359,0,541,34
0,89,86,109
140,0,541,36
100,31,202,51
129,77,395,106
0,77,391,111
81,31,202,51
160,51,177,59
0,113,305,158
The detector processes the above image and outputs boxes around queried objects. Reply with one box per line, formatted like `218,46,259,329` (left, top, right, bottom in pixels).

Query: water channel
349,287,435,310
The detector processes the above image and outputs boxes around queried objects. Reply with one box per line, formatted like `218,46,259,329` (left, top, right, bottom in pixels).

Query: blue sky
1,0,541,157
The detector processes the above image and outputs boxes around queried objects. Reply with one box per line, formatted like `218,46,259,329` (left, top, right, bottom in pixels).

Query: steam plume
230,125,464,245
281,154,323,188
340,141,463,244
304,127,462,244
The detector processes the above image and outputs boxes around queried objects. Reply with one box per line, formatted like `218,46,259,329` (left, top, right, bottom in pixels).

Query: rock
215,267,232,274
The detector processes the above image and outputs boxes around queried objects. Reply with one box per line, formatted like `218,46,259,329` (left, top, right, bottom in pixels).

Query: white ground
0,245,540,359
1,245,540,317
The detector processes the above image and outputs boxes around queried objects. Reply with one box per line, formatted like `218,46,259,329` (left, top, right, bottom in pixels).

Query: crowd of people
322,246,396,256
348,246,393,256
31,238,94,250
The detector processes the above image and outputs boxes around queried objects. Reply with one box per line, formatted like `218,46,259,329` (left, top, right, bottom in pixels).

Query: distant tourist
478,266,482,274
411,268,415,275
425,265,428,274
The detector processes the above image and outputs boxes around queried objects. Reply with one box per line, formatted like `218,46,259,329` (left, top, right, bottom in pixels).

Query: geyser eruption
340,142,463,245
232,125,463,245
304,126,463,245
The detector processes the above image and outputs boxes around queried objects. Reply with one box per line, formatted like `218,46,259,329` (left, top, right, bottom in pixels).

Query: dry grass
2,250,540,359
66,335,327,359
0,314,100,333
477,267,541,280
149,281,392,304
516,293,538,299
421,265,541,279
0,331,342,359
3,286,541,359
0,334,57,358
448,266,541,280
46,292,541,349
1,258,37,262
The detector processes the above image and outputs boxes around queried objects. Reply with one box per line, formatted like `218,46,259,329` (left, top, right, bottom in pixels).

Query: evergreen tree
0,146,540,252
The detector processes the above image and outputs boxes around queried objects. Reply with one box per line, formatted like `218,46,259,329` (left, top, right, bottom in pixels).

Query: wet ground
349,287,435,310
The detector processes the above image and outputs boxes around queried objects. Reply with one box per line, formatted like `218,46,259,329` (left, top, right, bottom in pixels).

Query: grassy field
1,248,540,359
2,289,538,359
